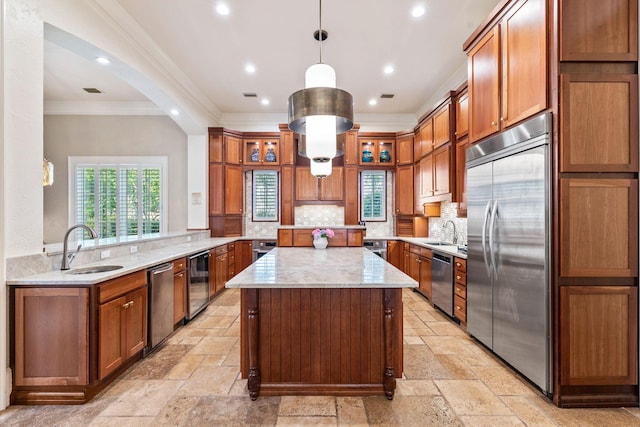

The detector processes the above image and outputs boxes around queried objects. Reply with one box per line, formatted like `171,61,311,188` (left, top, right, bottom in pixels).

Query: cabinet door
14,288,89,386
236,240,253,272
344,167,359,224
468,26,500,142
395,164,414,215
500,0,547,128
456,91,469,138
560,73,638,172
99,296,126,380
433,103,451,149
433,145,451,196
215,254,228,293
224,165,244,215
209,164,223,215
455,137,470,216
560,0,638,61
396,134,414,165
320,166,344,200
280,130,295,165
419,154,434,198
124,287,147,358
295,167,318,201
225,135,242,165
281,166,295,225
174,270,186,324
560,286,638,386
408,249,421,282
560,178,638,277
419,255,432,300
420,120,434,157
387,240,403,270
343,130,359,166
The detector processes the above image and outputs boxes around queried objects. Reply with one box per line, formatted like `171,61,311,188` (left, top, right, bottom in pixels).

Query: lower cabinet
408,244,433,300
453,257,467,324
214,245,229,295
11,270,148,404
173,258,187,325
387,240,403,270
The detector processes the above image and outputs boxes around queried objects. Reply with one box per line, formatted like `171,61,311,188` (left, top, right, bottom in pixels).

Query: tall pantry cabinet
464,0,638,408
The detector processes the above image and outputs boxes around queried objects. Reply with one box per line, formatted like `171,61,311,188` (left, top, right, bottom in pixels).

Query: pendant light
288,0,353,171
310,158,332,178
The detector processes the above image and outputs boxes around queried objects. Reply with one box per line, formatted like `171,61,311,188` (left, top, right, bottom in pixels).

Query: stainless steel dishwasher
431,251,454,317
147,263,175,353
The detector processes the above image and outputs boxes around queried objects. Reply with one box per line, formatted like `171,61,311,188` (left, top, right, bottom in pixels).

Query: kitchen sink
67,265,124,275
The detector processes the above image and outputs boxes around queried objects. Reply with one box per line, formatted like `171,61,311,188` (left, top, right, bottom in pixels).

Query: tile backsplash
428,201,467,245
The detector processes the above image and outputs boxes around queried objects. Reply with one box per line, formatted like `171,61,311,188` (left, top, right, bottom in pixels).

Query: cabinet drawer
455,257,467,272
454,283,467,299
454,295,467,322
173,257,186,272
227,252,235,265
420,247,432,258
99,270,147,304
227,242,235,251
455,271,467,286
214,245,228,256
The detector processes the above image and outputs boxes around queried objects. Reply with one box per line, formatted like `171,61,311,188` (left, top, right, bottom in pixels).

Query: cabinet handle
122,301,133,309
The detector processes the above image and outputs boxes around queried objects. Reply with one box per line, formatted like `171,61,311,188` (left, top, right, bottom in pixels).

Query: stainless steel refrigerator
466,112,552,395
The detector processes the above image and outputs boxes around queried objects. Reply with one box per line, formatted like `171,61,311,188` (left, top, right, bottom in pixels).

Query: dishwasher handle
150,263,174,275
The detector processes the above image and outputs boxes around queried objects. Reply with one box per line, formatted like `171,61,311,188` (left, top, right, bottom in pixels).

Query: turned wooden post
383,288,396,399
246,289,260,400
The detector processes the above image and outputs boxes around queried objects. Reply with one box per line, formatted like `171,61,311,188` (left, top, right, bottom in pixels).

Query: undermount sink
422,241,455,246
67,265,124,275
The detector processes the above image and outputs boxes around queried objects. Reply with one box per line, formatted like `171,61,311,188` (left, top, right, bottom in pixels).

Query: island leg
383,288,396,400
246,289,261,400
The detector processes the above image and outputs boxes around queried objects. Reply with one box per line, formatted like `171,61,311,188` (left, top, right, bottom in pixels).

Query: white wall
43,115,189,243
0,0,7,410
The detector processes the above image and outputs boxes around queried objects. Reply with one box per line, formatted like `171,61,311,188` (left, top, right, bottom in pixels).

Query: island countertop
225,247,418,289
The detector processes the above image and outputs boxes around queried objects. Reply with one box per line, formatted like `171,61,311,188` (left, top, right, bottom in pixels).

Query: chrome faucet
443,220,458,244
61,224,98,270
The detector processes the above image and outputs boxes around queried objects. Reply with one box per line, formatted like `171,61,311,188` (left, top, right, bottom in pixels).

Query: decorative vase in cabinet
265,148,277,162
380,149,391,162
362,149,373,163
250,148,260,162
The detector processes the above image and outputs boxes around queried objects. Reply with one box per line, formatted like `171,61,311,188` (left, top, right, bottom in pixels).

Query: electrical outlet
101,250,111,259
130,245,138,254
187,236,192,242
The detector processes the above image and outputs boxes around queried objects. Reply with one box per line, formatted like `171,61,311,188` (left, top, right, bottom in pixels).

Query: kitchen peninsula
225,247,417,400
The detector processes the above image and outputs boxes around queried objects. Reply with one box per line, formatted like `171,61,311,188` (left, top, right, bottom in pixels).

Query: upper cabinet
243,138,280,166
225,135,243,165
395,133,414,165
295,166,344,202
358,136,395,166
455,87,469,139
560,0,638,61
433,103,452,149
466,0,547,143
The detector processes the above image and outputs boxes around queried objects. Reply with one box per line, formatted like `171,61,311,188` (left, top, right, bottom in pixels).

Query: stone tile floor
2,288,640,426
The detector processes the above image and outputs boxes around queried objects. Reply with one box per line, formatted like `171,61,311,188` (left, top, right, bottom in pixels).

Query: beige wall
43,115,188,244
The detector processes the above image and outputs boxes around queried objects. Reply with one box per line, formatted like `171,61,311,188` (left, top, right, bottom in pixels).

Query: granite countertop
225,247,418,289
7,237,238,286
399,238,467,259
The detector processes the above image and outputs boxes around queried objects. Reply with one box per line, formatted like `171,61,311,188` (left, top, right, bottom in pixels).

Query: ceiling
43,0,502,130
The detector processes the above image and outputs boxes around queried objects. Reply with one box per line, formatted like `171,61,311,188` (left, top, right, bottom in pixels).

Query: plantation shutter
252,170,278,221
361,170,386,221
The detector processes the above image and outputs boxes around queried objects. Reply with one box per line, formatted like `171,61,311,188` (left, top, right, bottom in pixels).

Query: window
70,157,167,240
252,170,279,221
361,170,386,221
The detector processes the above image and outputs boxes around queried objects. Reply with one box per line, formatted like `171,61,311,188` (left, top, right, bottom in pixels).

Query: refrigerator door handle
489,199,499,278
482,200,492,276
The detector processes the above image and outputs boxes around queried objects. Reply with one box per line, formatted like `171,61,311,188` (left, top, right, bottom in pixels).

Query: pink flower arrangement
312,228,335,240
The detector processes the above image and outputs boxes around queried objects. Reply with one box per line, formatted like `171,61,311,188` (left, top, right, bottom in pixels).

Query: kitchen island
225,247,417,400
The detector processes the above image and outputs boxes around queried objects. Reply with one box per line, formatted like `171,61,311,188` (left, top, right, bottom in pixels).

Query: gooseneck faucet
61,224,98,270
443,220,458,244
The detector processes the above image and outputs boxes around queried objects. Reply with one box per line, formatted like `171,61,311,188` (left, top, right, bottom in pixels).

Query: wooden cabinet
224,165,244,215
277,227,364,247
227,242,236,280
97,272,147,380
417,144,452,201
466,0,547,142
280,165,295,225
560,0,638,61
295,166,344,202
13,288,89,387
343,128,360,166
560,73,638,172
409,245,432,300
455,136,470,217
455,89,469,138
453,258,467,324
387,240,403,270
560,286,638,386
418,154,434,199
416,119,434,159
560,178,638,278
395,133,414,165
212,245,229,297
173,258,186,325
235,240,253,273
358,136,395,165
433,103,451,149
224,135,242,165
395,164,414,215
243,138,280,165
344,166,359,224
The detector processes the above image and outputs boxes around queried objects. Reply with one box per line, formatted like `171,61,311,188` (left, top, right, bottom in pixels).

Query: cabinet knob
456,287,460,292
456,275,461,280
456,305,461,311
456,262,461,267
491,121,497,126
500,117,505,122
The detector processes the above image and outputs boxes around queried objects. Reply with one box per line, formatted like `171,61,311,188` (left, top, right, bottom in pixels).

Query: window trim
251,169,279,222
360,170,387,222
68,156,169,237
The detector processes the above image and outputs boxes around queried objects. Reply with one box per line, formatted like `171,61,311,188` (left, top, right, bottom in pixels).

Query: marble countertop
7,237,238,286
225,247,418,289
277,225,366,229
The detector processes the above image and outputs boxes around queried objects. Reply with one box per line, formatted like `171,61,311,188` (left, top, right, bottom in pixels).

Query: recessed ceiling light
411,5,426,18
170,109,180,116
369,99,378,106
245,64,256,73
95,57,110,64
384,65,394,74
261,98,270,106
216,3,230,16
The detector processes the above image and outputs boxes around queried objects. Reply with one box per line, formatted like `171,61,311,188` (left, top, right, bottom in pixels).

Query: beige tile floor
2,288,640,426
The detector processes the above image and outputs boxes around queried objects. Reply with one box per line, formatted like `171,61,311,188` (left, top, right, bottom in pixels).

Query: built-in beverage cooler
186,251,210,320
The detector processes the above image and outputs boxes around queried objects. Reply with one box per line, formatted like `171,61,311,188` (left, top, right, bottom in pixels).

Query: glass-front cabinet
358,138,395,166
243,138,280,165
